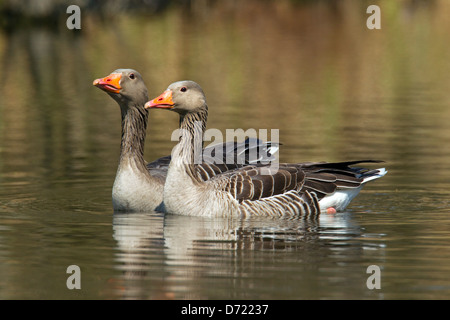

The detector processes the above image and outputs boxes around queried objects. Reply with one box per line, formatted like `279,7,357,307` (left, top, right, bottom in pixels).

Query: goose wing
202,137,279,165
207,160,384,204
299,160,385,189
200,163,332,217
146,139,280,182
208,164,311,200
145,155,171,182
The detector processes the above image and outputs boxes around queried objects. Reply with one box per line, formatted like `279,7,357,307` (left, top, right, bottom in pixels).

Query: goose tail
360,167,388,184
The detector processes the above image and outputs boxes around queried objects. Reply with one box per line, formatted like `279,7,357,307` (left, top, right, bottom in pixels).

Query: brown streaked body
94,71,279,212
145,80,387,217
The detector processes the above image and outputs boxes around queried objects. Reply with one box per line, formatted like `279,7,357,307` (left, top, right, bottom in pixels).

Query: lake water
1,0,450,300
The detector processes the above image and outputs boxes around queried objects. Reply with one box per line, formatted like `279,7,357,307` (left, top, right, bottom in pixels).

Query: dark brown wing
146,155,171,182
299,160,384,189
210,164,306,202
202,137,279,165
212,160,384,203
195,162,242,181
147,139,279,182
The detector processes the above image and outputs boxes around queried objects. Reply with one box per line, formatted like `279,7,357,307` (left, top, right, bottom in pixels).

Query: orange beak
145,90,174,109
93,73,122,93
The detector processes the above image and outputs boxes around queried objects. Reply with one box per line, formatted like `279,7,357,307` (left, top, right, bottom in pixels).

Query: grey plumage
94,71,278,212
145,80,387,217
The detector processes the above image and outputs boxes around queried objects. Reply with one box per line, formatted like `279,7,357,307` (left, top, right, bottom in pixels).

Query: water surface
1,0,450,300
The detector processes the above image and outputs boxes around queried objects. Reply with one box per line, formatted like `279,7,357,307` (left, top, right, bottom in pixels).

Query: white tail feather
319,167,387,212
361,168,387,183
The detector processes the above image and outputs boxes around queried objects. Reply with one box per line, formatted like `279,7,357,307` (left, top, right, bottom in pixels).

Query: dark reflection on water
1,0,450,299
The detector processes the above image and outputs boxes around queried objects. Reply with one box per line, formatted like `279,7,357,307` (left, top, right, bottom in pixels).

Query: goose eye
180,87,187,92
129,73,135,80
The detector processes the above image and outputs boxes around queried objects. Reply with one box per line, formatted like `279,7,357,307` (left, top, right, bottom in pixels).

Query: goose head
93,69,148,108
144,80,207,115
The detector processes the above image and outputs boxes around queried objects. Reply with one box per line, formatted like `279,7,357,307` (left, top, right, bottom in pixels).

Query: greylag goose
145,80,387,217
93,70,278,212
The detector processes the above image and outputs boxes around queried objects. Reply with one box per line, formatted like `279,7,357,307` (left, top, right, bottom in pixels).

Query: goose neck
171,109,208,175
119,105,148,168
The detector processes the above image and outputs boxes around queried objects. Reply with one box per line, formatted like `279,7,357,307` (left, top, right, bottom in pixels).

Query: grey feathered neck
119,102,149,171
173,107,208,180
